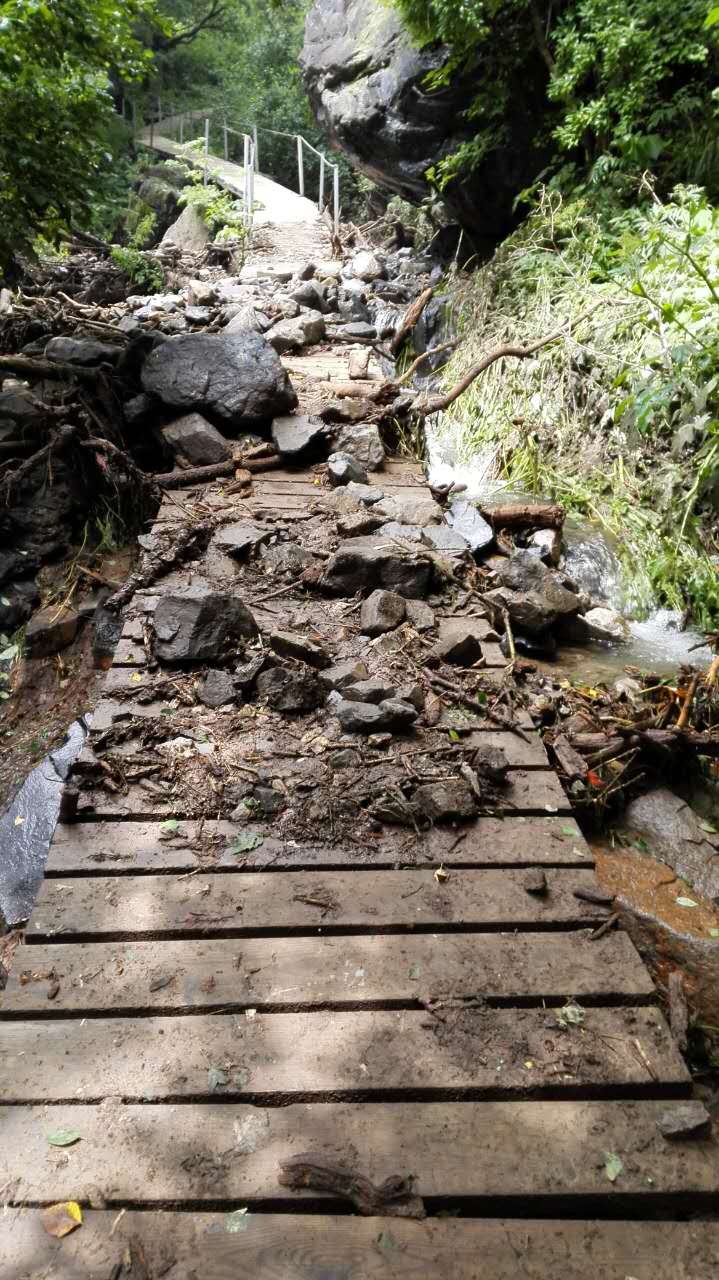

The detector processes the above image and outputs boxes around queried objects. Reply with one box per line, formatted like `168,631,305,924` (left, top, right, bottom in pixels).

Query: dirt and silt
1,223,718,1111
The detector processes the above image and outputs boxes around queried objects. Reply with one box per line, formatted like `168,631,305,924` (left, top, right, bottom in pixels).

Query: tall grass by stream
435,185,719,627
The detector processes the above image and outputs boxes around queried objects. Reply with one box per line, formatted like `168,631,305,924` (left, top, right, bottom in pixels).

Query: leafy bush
110,246,164,293
179,178,247,237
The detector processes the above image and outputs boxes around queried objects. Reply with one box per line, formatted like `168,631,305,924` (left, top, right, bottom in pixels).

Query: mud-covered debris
361,589,406,636
657,1101,712,1140
472,742,510,783
199,669,236,708
336,697,418,734
523,868,548,895
270,630,331,669
278,1152,425,1219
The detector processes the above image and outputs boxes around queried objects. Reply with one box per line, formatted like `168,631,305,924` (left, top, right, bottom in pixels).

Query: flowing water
426,428,712,679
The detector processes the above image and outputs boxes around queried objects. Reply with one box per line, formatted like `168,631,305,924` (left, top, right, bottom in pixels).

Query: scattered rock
318,659,370,692
361,589,407,636
323,536,433,599
530,528,562,566
161,412,232,466
319,397,374,424
25,605,79,658
234,654,268,689
261,543,317,578
154,583,258,662
413,779,479,822
225,306,262,335
328,452,368,487
473,743,510,783
290,280,329,312
351,251,385,282
623,788,719,901
270,630,331,669
444,500,494,556
256,665,324,713
199,669,236,708
211,522,272,560
421,525,470,554
405,599,435,632
0,578,40,632
378,522,423,543
657,1102,712,1140
346,482,384,505
368,732,393,749
271,414,326,462
336,697,417,733
430,621,484,667
124,393,154,426
266,310,326,353
332,423,385,471
582,606,630,644
337,510,384,537
343,678,397,704
485,550,583,635
523,868,548,896
187,279,217,307
373,495,442,526
396,682,424,710
142,331,297,426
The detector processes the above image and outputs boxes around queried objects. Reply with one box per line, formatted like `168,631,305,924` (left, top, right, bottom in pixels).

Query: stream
427,429,713,681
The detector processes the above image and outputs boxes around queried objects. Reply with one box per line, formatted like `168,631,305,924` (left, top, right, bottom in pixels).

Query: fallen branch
389,286,434,356
278,1153,425,1219
0,354,101,384
154,454,282,489
425,671,531,741
480,501,564,531
396,341,459,387
0,424,77,501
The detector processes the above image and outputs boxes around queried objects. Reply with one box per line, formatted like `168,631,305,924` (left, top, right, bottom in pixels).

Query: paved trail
0,197,716,1277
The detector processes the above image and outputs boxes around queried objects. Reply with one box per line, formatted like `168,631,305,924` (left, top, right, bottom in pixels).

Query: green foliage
126,196,159,250
0,0,165,272
110,245,164,293
179,177,246,236
393,0,719,197
436,183,719,625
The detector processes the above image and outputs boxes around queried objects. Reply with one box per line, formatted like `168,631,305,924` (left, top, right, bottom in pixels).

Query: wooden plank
47,815,590,875
2,1212,716,1280
1,1100,714,1203
2,931,654,1015
0,1006,688,1103
73,768,570,821
27,867,604,941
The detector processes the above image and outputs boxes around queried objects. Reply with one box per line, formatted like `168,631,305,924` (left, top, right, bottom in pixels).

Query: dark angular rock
260,543,316,577
657,1102,712,1140
337,510,384,537
343,678,396,704
45,337,120,366
266,310,325,353
330,747,360,768
319,397,374,424
323,536,432,599
405,599,435,632
154,583,258,662
234,654,268,689
332,423,385,471
336,697,417,733
92,601,123,666
25,605,79,658
523,868,548,896
431,623,484,667
141,331,297,426
346,482,384,505
318,658,370,692
473,742,510,783
397,682,425,710
255,665,324,713
445,500,493,556
271,414,326,461
485,550,583,634
290,281,329,313
413,779,479,822
0,578,39,632
185,305,213,325
269,630,331,669
199,669,236,708
253,786,285,816
212,522,272,559
339,321,376,339
328,452,368,486
360,588,406,636
124,393,154,426
373,494,442,526
162,412,232,465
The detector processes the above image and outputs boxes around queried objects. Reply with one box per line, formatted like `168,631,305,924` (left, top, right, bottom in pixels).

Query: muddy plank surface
47,815,591,874
28,867,604,940
2,931,653,1015
0,1006,689,1103
1,1100,715,1204
2,1212,716,1280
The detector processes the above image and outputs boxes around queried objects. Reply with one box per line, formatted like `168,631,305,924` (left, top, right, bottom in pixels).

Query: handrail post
203,117,210,185
319,153,325,212
132,100,137,139
179,113,184,145
253,124,259,174
248,139,255,232
223,124,229,162
297,135,304,197
243,134,250,226
333,164,340,237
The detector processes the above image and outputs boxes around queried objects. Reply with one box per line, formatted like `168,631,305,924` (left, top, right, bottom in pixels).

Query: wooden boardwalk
1,352,718,1275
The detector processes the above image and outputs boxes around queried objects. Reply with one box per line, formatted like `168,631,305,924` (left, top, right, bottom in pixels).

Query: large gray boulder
623,788,719,901
323,535,432,598
154,582,258,662
301,0,550,237
160,204,211,252
484,549,583,634
142,331,297,426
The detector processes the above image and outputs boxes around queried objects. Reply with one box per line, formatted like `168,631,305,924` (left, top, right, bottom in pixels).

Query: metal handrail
134,99,340,235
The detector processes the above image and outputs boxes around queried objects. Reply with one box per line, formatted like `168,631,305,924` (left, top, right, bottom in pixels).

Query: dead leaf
41,1202,83,1238
434,864,450,883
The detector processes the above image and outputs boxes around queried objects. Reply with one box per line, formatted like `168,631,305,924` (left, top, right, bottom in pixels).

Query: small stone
657,1102,712,1140
154,582,257,663
405,599,435,632
343,679,396,704
199,669,236,708
266,310,325,353
523,868,548,896
318,659,370,692
45,336,120,366
184,305,212,325
328,452,368,487
373,494,443,527
212,522,271,559
351,250,385,282
431,624,484,667
330,748,359,769
361,589,406,636
255,666,324,713
337,510,383,537
530,528,562,566
234,654,267,689
320,397,374,424
253,786,285,816
396,682,424,711
336,697,417,734
378,522,423,543
413,779,479,822
445,499,494,556
269,630,331,669
25,606,79,658
187,279,216,306
124,393,153,426
368,733,392,750
339,321,376,339
346,482,384,505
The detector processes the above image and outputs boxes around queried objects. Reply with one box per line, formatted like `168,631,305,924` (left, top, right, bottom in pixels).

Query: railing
129,99,340,236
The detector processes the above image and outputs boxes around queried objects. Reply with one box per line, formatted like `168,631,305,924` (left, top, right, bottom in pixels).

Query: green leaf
676,896,699,908
603,1151,623,1183
448,728,461,742
0,645,18,661
229,831,264,855
704,6,719,28
699,819,718,834
159,819,179,834
46,1128,81,1147
377,1229,398,1251
408,963,421,979
561,824,576,836
225,1208,250,1233
208,1066,229,1090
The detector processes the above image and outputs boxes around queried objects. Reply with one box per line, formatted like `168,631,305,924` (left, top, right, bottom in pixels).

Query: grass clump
436,183,719,627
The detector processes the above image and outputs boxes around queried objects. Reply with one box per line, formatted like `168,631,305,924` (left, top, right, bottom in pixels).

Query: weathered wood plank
1,1100,714,1203
47,814,590,875
0,1006,688,1102
28,867,603,941
2,931,653,1015
2,1212,716,1280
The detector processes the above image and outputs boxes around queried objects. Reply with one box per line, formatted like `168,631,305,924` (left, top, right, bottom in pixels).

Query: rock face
142,332,297,426
301,0,549,238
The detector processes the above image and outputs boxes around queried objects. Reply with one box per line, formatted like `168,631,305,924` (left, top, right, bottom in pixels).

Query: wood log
154,455,282,489
0,355,101,383
480,501,564,530
389,286,434,356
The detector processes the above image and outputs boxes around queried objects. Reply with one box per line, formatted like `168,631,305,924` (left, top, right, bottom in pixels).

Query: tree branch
155,1,230,51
